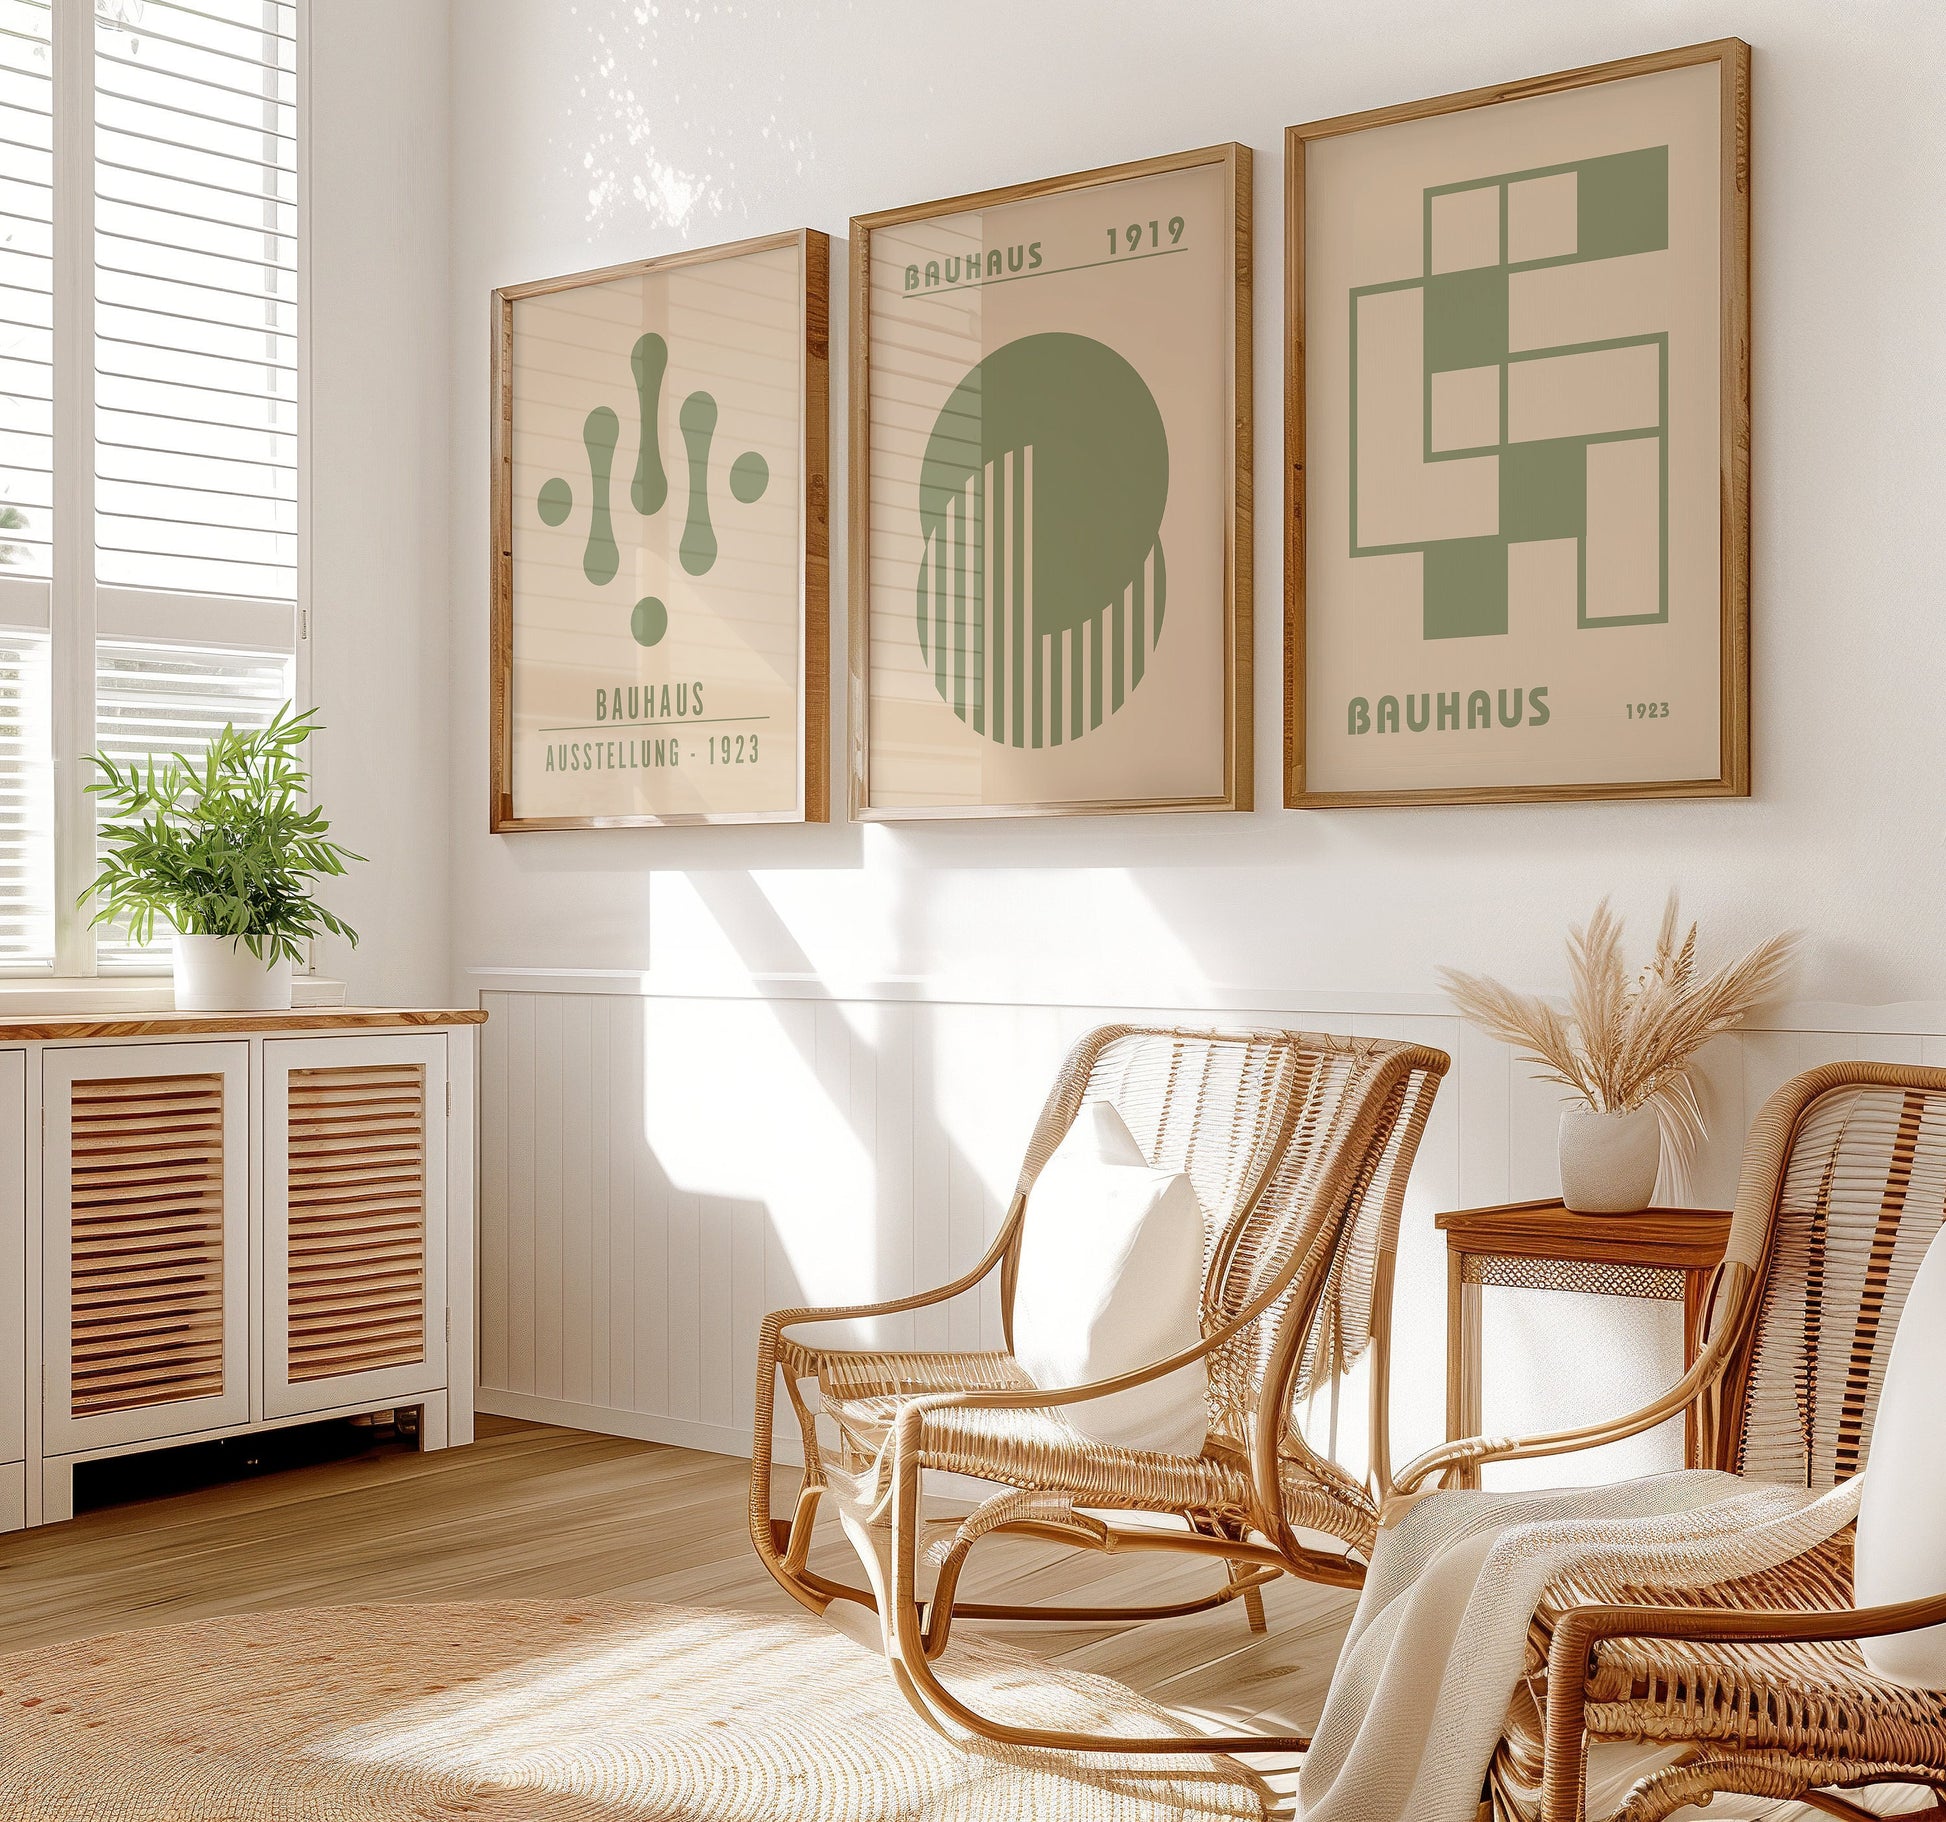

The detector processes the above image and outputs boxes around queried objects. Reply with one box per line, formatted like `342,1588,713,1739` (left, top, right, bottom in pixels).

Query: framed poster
851,144,1252,818
1286,41,1749,806
491,229,829,828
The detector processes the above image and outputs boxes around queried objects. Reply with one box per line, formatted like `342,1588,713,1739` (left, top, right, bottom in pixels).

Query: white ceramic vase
1558,1101,1661,1214
172,933,293,1013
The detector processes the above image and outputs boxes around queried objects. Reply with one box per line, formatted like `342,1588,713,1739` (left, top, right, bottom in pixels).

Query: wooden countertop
0,1007,487,1042
1434,1198,1731,1270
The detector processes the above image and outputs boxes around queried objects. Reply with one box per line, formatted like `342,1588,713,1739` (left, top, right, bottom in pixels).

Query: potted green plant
81,703,362,1012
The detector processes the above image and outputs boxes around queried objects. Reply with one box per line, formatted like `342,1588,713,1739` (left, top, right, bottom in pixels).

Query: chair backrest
1004,1024,1448,1492
1703,1064,1946,1489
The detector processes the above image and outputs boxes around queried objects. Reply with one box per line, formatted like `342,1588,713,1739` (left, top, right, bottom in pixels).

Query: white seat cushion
1855,1217,1946,1686
1010,1101,1208,1458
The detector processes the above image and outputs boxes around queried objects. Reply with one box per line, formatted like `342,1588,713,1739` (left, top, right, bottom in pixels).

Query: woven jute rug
0,1598,1268,1820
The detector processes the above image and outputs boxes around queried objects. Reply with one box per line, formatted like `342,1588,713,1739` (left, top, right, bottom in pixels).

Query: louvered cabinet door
43,1044,252,1454
264,1034,447,1419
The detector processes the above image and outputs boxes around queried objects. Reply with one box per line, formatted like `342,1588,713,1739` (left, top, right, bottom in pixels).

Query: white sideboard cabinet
1,1007,481,1531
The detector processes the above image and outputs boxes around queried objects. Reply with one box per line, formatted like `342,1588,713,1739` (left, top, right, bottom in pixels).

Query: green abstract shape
1501,439,1587,542
915,332,1167,748
631,596,668,647
1423,268,1508,372
1576,147,1668,261
1423,537,1508,640
581,405,620,586
631,333,668,516
679,389,718,577
536,476,572,526
730,450,768,503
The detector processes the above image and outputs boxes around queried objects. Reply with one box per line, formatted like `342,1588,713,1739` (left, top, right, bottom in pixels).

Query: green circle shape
918,332,1167,644
536,476,573,526
631,597,669,647
729,450,769,504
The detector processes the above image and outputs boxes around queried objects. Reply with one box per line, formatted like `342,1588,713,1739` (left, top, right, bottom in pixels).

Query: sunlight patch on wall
641,997,876,1310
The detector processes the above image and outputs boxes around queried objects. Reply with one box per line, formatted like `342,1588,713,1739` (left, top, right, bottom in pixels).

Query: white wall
304,2,453,1005
447,0,1946,1005
441,2,1946,1464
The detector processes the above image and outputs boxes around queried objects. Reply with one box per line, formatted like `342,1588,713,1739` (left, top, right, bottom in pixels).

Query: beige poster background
1304,63,1723,794
866,162,1231,810
509,241,804,819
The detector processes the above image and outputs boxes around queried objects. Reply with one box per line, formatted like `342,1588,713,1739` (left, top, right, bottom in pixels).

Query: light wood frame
848,144,1253,820
1284,40,1751,808
490,228,830,830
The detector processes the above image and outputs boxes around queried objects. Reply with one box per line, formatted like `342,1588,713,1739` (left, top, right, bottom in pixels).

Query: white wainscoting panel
475,980,1944,1488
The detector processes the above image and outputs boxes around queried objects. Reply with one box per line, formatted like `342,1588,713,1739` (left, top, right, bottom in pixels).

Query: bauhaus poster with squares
1288,44,1749,805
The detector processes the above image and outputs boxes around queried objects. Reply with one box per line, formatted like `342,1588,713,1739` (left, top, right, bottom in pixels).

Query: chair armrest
1535,1591,1946,1822
1550,1590,1946,1658
759,1211,1021,1360
1392,1346,1720,1497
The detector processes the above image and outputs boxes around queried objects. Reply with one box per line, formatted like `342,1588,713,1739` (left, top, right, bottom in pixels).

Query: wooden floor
0,1415,1358,1794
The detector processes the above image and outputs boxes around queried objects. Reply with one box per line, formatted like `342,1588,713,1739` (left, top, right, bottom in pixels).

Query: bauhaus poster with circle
1288,44,1749,806
491,231,829,828
855,146,1252,817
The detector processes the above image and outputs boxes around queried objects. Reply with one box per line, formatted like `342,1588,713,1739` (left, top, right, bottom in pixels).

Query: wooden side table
1435,1199,1732,1488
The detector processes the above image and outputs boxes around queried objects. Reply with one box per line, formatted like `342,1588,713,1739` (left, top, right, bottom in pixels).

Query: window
0,0,300,975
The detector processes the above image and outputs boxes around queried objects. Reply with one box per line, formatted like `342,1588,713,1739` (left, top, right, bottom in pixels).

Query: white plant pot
172,934,293,1013
1558,1102,1661,1214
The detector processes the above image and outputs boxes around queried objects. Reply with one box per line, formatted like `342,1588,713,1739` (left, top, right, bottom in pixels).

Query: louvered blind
0,625,51,961
93,634,292,969
67,1071,227,1417
94,0,297,601
285,1063,427,1383
0,0,51,580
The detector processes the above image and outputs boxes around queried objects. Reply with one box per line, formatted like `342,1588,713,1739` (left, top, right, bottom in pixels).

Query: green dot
729,450,769,504
631,597,668,646
537,476,572,525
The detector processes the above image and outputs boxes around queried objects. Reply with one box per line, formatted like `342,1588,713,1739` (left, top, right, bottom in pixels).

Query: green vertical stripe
1152,542,1166,638
1017,445,1037,750
1049,615,1063,746
1111,584,1126,712
1087,604,1102,729
915,546,931,663
991,457,1007,747
934,494,949,700
1008,450,1025,748
969,468,985,735
1131,563,1146,688
1069,623,1083,739
951,479,969,717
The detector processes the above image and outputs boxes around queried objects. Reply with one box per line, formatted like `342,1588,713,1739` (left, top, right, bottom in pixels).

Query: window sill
0,976,347,1015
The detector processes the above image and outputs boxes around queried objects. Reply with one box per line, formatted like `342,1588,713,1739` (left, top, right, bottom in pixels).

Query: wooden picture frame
850,143,1252,819
1285,41,1749,807
490,228,829,829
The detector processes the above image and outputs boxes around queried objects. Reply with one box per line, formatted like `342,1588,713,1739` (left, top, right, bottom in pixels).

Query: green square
1423,536,1508,640
1501,439,1587,542
1423,268,1508,373
1576,147,1668,261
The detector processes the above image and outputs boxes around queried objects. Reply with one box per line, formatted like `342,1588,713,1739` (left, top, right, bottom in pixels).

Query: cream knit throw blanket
1297,1470,1865,1822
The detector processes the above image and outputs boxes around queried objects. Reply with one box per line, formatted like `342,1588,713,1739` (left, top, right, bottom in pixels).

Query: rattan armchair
1390,1062,1946,1822
750,1023,1449,1756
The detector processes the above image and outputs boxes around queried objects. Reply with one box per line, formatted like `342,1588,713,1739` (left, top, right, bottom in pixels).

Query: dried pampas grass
1440,896,1798,1198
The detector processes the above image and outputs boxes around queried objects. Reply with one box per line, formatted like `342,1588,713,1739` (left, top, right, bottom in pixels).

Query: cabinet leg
40,1456,73,1526
415,1393,449,1453
0,1463,24,1533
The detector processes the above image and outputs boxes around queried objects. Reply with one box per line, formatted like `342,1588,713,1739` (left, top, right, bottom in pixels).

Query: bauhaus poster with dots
1288,44,1749,807
853,146,1251,817
492,231,828,827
